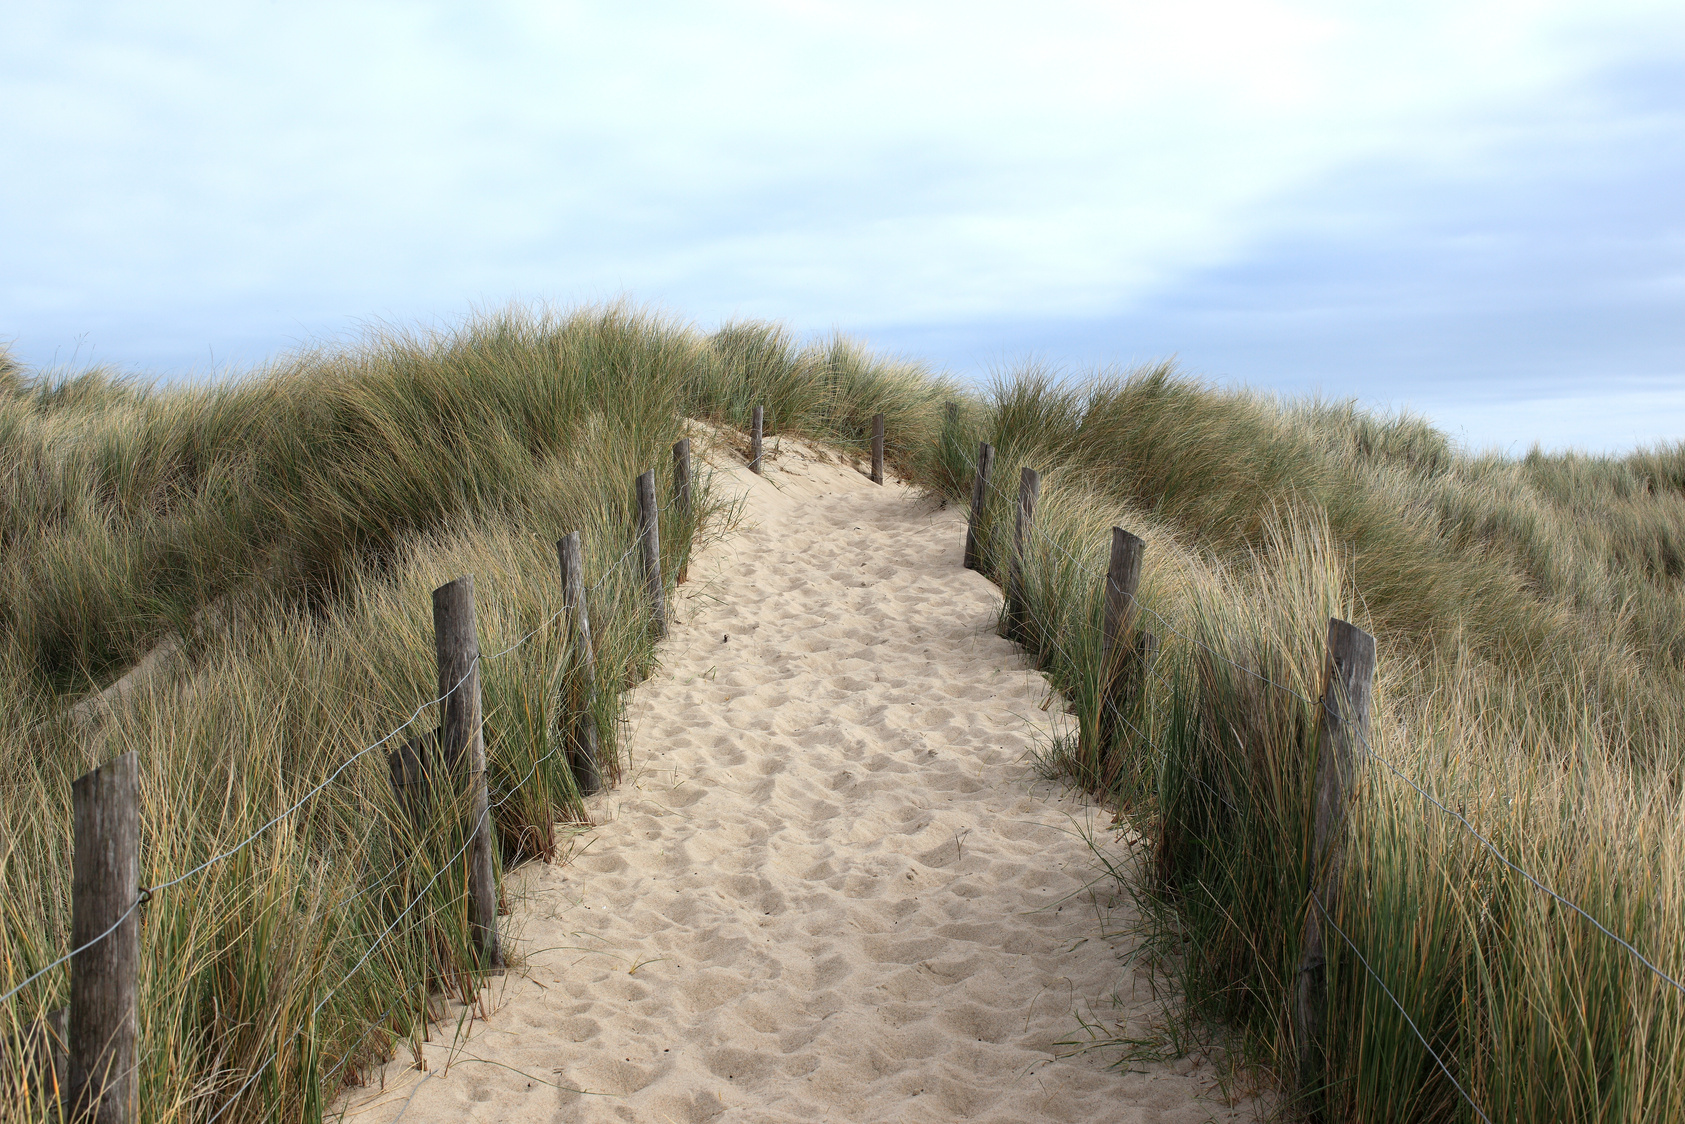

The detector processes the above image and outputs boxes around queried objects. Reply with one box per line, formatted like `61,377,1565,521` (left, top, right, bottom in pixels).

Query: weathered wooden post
672,438,693,585
1295,617,1376,1107
433,576,502,971
870,414,885,485
749,406,764,474
556,533,602,796
1095,528,1146,770
69,752,139,1124
1004,467,1041,642
636,470,667,639
963,441,994,572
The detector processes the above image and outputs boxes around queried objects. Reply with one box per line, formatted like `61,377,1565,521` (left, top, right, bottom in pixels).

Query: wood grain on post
69,752,139,1124
433,576,502,971
1005,467,1041,642
750,406,764,474
1095,528,1146,765
963,442,994,572
672,438,692,585
870,413,885,485
557,532,602,796
637,470,668,639
1295,617,1376,1104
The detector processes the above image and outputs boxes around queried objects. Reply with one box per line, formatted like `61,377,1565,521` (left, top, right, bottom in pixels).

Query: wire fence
950,434,1684,1119
0,463,686,1120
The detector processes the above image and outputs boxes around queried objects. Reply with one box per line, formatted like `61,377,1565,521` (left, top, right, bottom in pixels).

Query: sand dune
339,435,1258,1123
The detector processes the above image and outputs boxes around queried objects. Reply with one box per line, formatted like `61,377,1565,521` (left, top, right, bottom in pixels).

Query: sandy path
341,438,1252,1123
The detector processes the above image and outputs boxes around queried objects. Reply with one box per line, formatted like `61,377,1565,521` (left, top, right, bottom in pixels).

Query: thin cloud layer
2,1,1680,449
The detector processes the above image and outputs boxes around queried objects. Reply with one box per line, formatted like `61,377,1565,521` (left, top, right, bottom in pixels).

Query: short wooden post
69,752,139,1124
1004,467,1041,642
556,533,602,796
749,406,764,474
433,576,502,971
1095,528,1146,765
1295,617,1376,1105
636,470,668,639
870,414,885,485
963,441,994,572
672,438,692,585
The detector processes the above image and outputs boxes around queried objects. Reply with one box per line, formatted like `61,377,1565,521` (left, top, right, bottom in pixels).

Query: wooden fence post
963,441,994,572
637,470,668,639
1094,528,1146,770
672,438,692,585
870,414,885,485
556,533,602,796
432,576,502,971
1295,617,1376,1105
69,752,139,1124
749,406,763,474
1004,467,1041,642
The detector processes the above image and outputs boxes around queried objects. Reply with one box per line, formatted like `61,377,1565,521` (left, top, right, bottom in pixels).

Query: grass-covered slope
0,307,952,1122
923,367,1685,1122
5,306,1682,1122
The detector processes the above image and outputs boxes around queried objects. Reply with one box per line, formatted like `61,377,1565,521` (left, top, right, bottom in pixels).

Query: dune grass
7,305,1679,1122
0,306,951,1121
923,365,1685,1121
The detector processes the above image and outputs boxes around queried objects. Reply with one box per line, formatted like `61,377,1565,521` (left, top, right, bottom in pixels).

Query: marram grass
930,368,1685,1122
0,306,953,1121
6,312,1684,1122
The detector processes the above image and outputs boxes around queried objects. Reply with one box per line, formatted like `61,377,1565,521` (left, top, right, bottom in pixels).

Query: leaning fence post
636,470,668,639
1295,617,1376,1105
963,441,994,572
556,533,602,796
433,576,502,971
1094,528,1146,771
749,406,764,474
870,413,885,485
1004,467,1041,642
69,752,139,1124
672,438,692,585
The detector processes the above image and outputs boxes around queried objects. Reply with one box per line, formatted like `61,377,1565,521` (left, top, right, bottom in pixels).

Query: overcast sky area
3,1,1681,453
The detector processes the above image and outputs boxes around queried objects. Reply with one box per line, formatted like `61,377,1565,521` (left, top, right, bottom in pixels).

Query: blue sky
2,1,1680,453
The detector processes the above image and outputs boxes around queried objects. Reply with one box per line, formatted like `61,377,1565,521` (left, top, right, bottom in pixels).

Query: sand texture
340,436,1256,1123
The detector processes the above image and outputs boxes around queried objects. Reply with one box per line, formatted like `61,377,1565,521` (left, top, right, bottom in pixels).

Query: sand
338,435,1258,1123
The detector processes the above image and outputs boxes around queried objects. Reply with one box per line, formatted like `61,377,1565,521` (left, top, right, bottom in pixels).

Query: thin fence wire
0,461,687,1122
0,505,658,1082
1312,891,1494,1124
1338,711,1685,999
198,517,666,1113
206,804,489,1123
956,444,1685,1005
145,521,645,898
0,894,146,1008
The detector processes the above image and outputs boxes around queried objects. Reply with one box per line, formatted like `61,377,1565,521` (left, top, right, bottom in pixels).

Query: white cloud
1,0,1679,441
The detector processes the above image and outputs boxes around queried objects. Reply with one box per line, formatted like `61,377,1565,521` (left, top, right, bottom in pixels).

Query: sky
2,1,1681,453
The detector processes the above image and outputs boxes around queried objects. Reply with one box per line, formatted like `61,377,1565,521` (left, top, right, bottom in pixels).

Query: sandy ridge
341,435,1254,1123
